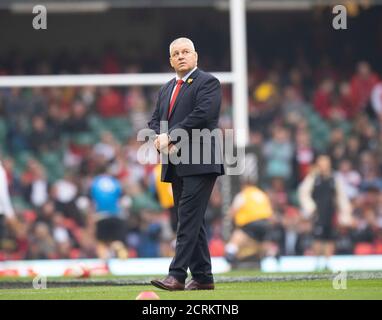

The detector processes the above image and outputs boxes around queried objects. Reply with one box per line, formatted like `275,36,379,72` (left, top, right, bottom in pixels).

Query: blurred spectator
288,68,305,97
6,118,29,153
359,151,382,191
3,88,24,124
101,46,121,74
91,171,122,215
353,114,378,151
278,207,302,256
298,154,353,269
51,173,84,226
93,131,118,163
350,61,379,113
130,102,149,133
250,72,281,133
46,103,65,142
97,87,124,117
27,222,56,259
328,127,347,169
136,210,162,257
52,213,72,259
352,186,380,246
36,201,55,226
338,82,357,119
313,78,335,119
27,163,49,208
20,159,43,203
26,88,47,117
90,170,127,258
29,115,54,153
335,226,354,255
294,217,315,256
267,177,289,216
292,129,315,184
345,135,362,168
337,159,362,200
63,101,90,133
263,126,294,182
281,85,306,125
239,131,265,188
1,157,19,194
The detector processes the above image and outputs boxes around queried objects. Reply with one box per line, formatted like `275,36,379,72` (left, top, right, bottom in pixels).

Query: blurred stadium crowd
0,48,382,261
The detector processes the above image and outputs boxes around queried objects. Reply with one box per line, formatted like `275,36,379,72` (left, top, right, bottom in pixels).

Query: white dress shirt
170,66,197,100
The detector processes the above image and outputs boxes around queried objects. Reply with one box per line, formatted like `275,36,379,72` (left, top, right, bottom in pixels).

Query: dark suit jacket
148,68,225,182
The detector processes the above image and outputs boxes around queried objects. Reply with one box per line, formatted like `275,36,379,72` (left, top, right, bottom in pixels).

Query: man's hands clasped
154,133,179,155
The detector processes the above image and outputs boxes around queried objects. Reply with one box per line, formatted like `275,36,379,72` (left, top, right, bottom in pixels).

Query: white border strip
0,257,231,277
261,255,382,273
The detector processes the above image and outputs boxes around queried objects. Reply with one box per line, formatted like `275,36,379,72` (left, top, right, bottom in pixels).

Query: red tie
168,79,184,119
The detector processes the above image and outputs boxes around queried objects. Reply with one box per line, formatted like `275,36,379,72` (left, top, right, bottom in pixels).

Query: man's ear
169,57,174,68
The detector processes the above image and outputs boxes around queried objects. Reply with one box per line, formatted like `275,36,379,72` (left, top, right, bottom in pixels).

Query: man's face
169,41,198,75
316,155,332,174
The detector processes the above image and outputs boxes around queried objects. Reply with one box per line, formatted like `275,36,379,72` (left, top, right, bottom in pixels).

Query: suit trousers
169,172,217,284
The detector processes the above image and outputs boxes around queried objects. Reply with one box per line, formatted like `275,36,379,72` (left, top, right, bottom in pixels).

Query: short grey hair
169,37,195,55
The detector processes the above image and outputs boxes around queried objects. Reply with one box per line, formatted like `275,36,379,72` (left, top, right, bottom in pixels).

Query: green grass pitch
0,270,381,300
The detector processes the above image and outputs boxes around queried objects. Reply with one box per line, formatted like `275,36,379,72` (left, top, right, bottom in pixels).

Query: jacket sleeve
168,77,221,141
335,175,353,226
298,173,317,218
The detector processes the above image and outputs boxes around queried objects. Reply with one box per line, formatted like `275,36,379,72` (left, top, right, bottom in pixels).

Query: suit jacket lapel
162,78,175,120
168,68,200,120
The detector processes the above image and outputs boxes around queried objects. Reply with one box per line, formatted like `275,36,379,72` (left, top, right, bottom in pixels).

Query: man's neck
177,72,186,79
176,66,197,80
320,171,332,178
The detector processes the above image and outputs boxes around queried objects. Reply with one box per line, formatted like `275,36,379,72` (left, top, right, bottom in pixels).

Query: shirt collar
176,66,197,82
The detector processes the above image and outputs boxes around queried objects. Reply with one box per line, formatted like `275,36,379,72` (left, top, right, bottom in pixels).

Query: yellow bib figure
233,186,273,227
154,164,174,209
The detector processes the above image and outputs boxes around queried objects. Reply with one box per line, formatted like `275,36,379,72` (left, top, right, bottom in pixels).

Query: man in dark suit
148,37,224,291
